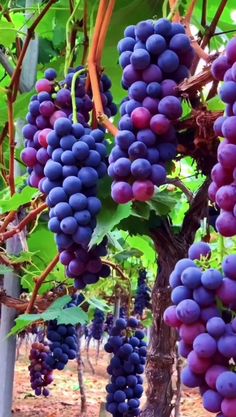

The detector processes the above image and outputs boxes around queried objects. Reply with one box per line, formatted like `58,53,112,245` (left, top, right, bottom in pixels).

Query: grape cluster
91,309,105,340
41,116,110,288
21,67,117,190
21,67,113,288
164,241,236,417
134,268,151,316
104,317,147,416
108,19,195,204
46,320,78,371
104,313,114,334
210,38,236,237
29,341,54,396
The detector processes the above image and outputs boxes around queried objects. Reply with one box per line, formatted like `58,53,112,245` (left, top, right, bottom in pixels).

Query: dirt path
13,345,212,417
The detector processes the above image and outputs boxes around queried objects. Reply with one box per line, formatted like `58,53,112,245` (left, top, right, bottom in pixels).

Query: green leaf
46,295,71,311
8,318,37,336
131,202,150,219
89,200,132,247
0,264,14,274
56,307,88,325
0,21,16,47
86,296,112,312
114,249,143,262
0,186,40,214
207,96,226,112
147,189,180,216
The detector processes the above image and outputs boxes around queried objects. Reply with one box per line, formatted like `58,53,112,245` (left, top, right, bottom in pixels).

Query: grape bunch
134,268,151,316
209,37,236,237
46,320,78,370
91,309,105,340
104,317,147,416
21,67,117,190
21,67,112,288
104,313,114,334
108,19,195,204
164,241,236,417
29,341,54,397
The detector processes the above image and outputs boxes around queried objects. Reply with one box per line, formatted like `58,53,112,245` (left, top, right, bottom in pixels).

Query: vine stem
87,0,118,136
71,68,87,124
8,99,15,195
95,0,116,66
25,253,60,313
219,235,225,264
0,203,48,242
64,0,81,77
182,0,209,63
81,0,89,65
168,0,180,22
102,259,128,281
201,0,228,50
0,212,16,233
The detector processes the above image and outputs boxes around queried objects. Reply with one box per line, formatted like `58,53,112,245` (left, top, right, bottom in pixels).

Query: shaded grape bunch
210,38,236,237
108,19,195,204
134,268,151,316
164,241,236,417
29,341,54,397
46,321,78,370
105,317,147,416
119,307,128,319
91,309,105,340
104,313,114,334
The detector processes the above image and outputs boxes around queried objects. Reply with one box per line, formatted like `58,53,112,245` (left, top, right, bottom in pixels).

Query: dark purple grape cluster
164,242,236,417
134,268,151,316
91,309,105,340
29,341,54,397
119,307,127,319
46,320,78,370
209,38,236,237
104,313,114,334
104,317,147,416
108,19,195,204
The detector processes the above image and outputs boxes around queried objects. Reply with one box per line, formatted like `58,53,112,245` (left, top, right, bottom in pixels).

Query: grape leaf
89,200,132,247
0,186,40,214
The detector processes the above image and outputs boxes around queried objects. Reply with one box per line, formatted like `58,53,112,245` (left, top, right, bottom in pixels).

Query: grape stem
219,234,225,264
167,178,193,203
102,259,128,281
25,253,60,314
87,0,118,136
191,0,228,74
81,0,89,65
0,122,9,185
182,0,210,64
168,0,180,22
95,0,116,66
71,68,87,124
64,0,82,77
0,203,48,242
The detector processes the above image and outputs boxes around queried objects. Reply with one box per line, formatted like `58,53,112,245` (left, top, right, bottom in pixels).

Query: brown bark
141,180,210,417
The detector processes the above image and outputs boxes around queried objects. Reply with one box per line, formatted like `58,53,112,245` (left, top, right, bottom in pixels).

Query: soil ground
13,342,212,417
